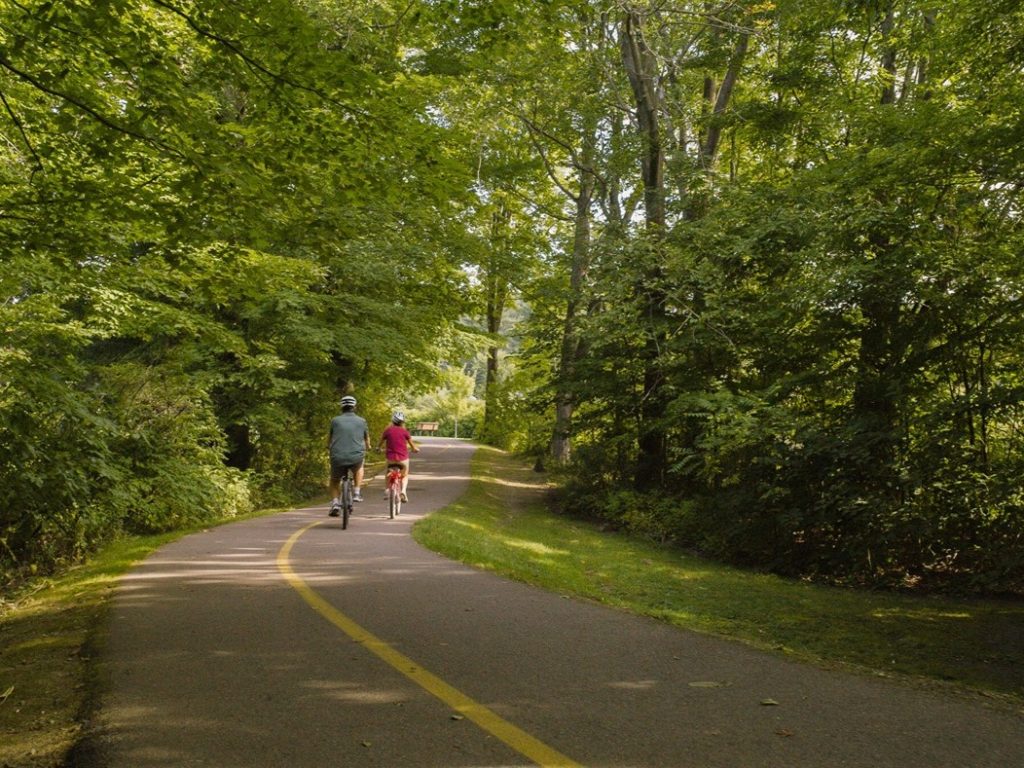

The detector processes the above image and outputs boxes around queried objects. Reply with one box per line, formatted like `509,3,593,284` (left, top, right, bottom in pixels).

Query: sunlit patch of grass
870,608,973,621
414,446,1024,709
502,538,570,556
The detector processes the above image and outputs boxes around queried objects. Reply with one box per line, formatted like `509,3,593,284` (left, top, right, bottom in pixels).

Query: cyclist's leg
396,459,410,499
328,461,343,514
385,469,397,517
353,459,365,500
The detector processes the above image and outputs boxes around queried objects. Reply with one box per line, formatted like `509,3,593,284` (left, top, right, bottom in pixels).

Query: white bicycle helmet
340,395,357,408
391,410,405,424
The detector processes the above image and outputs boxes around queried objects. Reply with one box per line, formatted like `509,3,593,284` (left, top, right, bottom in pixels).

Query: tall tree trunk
482,202,511,442
550,132,596,465
622,8,668,490
621,7,751,490
851,2,902,486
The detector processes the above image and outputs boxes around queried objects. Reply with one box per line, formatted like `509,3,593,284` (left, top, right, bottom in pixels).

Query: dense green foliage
450,1,1024,593
3,0,1023,593
0,0,474,579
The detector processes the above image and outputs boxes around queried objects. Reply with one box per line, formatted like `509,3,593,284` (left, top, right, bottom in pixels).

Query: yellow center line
277,521,583,768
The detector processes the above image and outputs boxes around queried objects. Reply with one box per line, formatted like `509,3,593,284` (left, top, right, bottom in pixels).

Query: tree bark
482,202,511,441
550,129,597,465
622,8,669,489
621,9,666,230
851,1,904,487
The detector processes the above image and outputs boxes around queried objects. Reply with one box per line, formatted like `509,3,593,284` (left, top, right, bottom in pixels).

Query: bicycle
333,465,355,529
385,463,403,519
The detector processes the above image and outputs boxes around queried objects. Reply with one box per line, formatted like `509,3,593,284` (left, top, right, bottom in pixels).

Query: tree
411,367,483,438
0,0,475,576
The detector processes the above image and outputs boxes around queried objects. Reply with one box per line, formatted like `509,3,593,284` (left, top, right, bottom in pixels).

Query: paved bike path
93,437,1023,766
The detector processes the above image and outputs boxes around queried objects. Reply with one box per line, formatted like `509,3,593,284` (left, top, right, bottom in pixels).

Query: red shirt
381,424,412,462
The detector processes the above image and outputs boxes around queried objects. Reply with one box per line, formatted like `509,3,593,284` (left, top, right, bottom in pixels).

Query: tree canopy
3,0,1023,593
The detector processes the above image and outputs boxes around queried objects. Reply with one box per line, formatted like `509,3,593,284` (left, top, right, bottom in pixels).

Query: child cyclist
378,411,419,502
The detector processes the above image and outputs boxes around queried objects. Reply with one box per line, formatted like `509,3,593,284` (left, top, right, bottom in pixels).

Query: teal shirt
329,412,368,464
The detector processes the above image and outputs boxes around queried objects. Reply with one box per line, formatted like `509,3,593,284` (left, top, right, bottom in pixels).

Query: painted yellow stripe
277,521,583,768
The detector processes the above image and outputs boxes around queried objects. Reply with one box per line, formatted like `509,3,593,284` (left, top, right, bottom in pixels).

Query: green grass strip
413,446,1024,710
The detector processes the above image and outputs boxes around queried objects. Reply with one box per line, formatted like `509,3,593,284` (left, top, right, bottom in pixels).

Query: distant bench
414,422,439,436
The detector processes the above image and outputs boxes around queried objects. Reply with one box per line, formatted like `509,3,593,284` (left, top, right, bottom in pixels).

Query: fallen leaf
775,729,794,737
760,698,780,706
451,714,465,721
688,681,726,688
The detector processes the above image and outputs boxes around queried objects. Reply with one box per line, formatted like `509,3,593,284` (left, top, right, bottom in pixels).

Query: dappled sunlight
500,538,570,557
46,573,123,593
656,608,698,623
286,570,358,586
111,704,209,730
211,551,267,558
447,517,488,532
120,558,283,586
477,475,551,491
870,607,973,622
299,679,413,705
408,471,472,482
104,702,268,765
7,633,79,653
607,680,658,691
664,567,716,583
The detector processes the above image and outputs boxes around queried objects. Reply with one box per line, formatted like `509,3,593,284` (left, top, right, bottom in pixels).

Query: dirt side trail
88,437,1023,767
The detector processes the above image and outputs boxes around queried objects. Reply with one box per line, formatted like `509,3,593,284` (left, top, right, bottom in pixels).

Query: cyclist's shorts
330,458,364,483
387,460,410,472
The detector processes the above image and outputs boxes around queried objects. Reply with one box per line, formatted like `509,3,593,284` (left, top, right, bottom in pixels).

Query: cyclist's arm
406,434,420,453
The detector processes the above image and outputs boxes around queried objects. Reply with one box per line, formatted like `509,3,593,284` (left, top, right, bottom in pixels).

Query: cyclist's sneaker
353,490,363,502
328,503,340,517
400,492,408,503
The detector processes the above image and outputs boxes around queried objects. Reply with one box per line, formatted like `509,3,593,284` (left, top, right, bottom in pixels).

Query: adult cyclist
328,395,371,516
378,411,419,503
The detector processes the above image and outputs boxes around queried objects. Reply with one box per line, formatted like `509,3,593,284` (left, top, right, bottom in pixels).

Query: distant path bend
94,437,1023,767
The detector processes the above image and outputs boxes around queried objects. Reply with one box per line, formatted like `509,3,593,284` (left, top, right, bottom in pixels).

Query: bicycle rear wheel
386,468,402,518
341,475,352,530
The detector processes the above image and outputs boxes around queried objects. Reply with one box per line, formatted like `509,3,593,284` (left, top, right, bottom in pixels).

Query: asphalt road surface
91,437,1023,767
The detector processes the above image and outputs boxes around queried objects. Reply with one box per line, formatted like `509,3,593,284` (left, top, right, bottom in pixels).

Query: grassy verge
0,505,292,768
413,446,1024,711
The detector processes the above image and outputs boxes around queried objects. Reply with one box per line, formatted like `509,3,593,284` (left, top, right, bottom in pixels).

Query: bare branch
700,30,750,168
524,126,579,203
0,54,190,163
0,88,43,175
